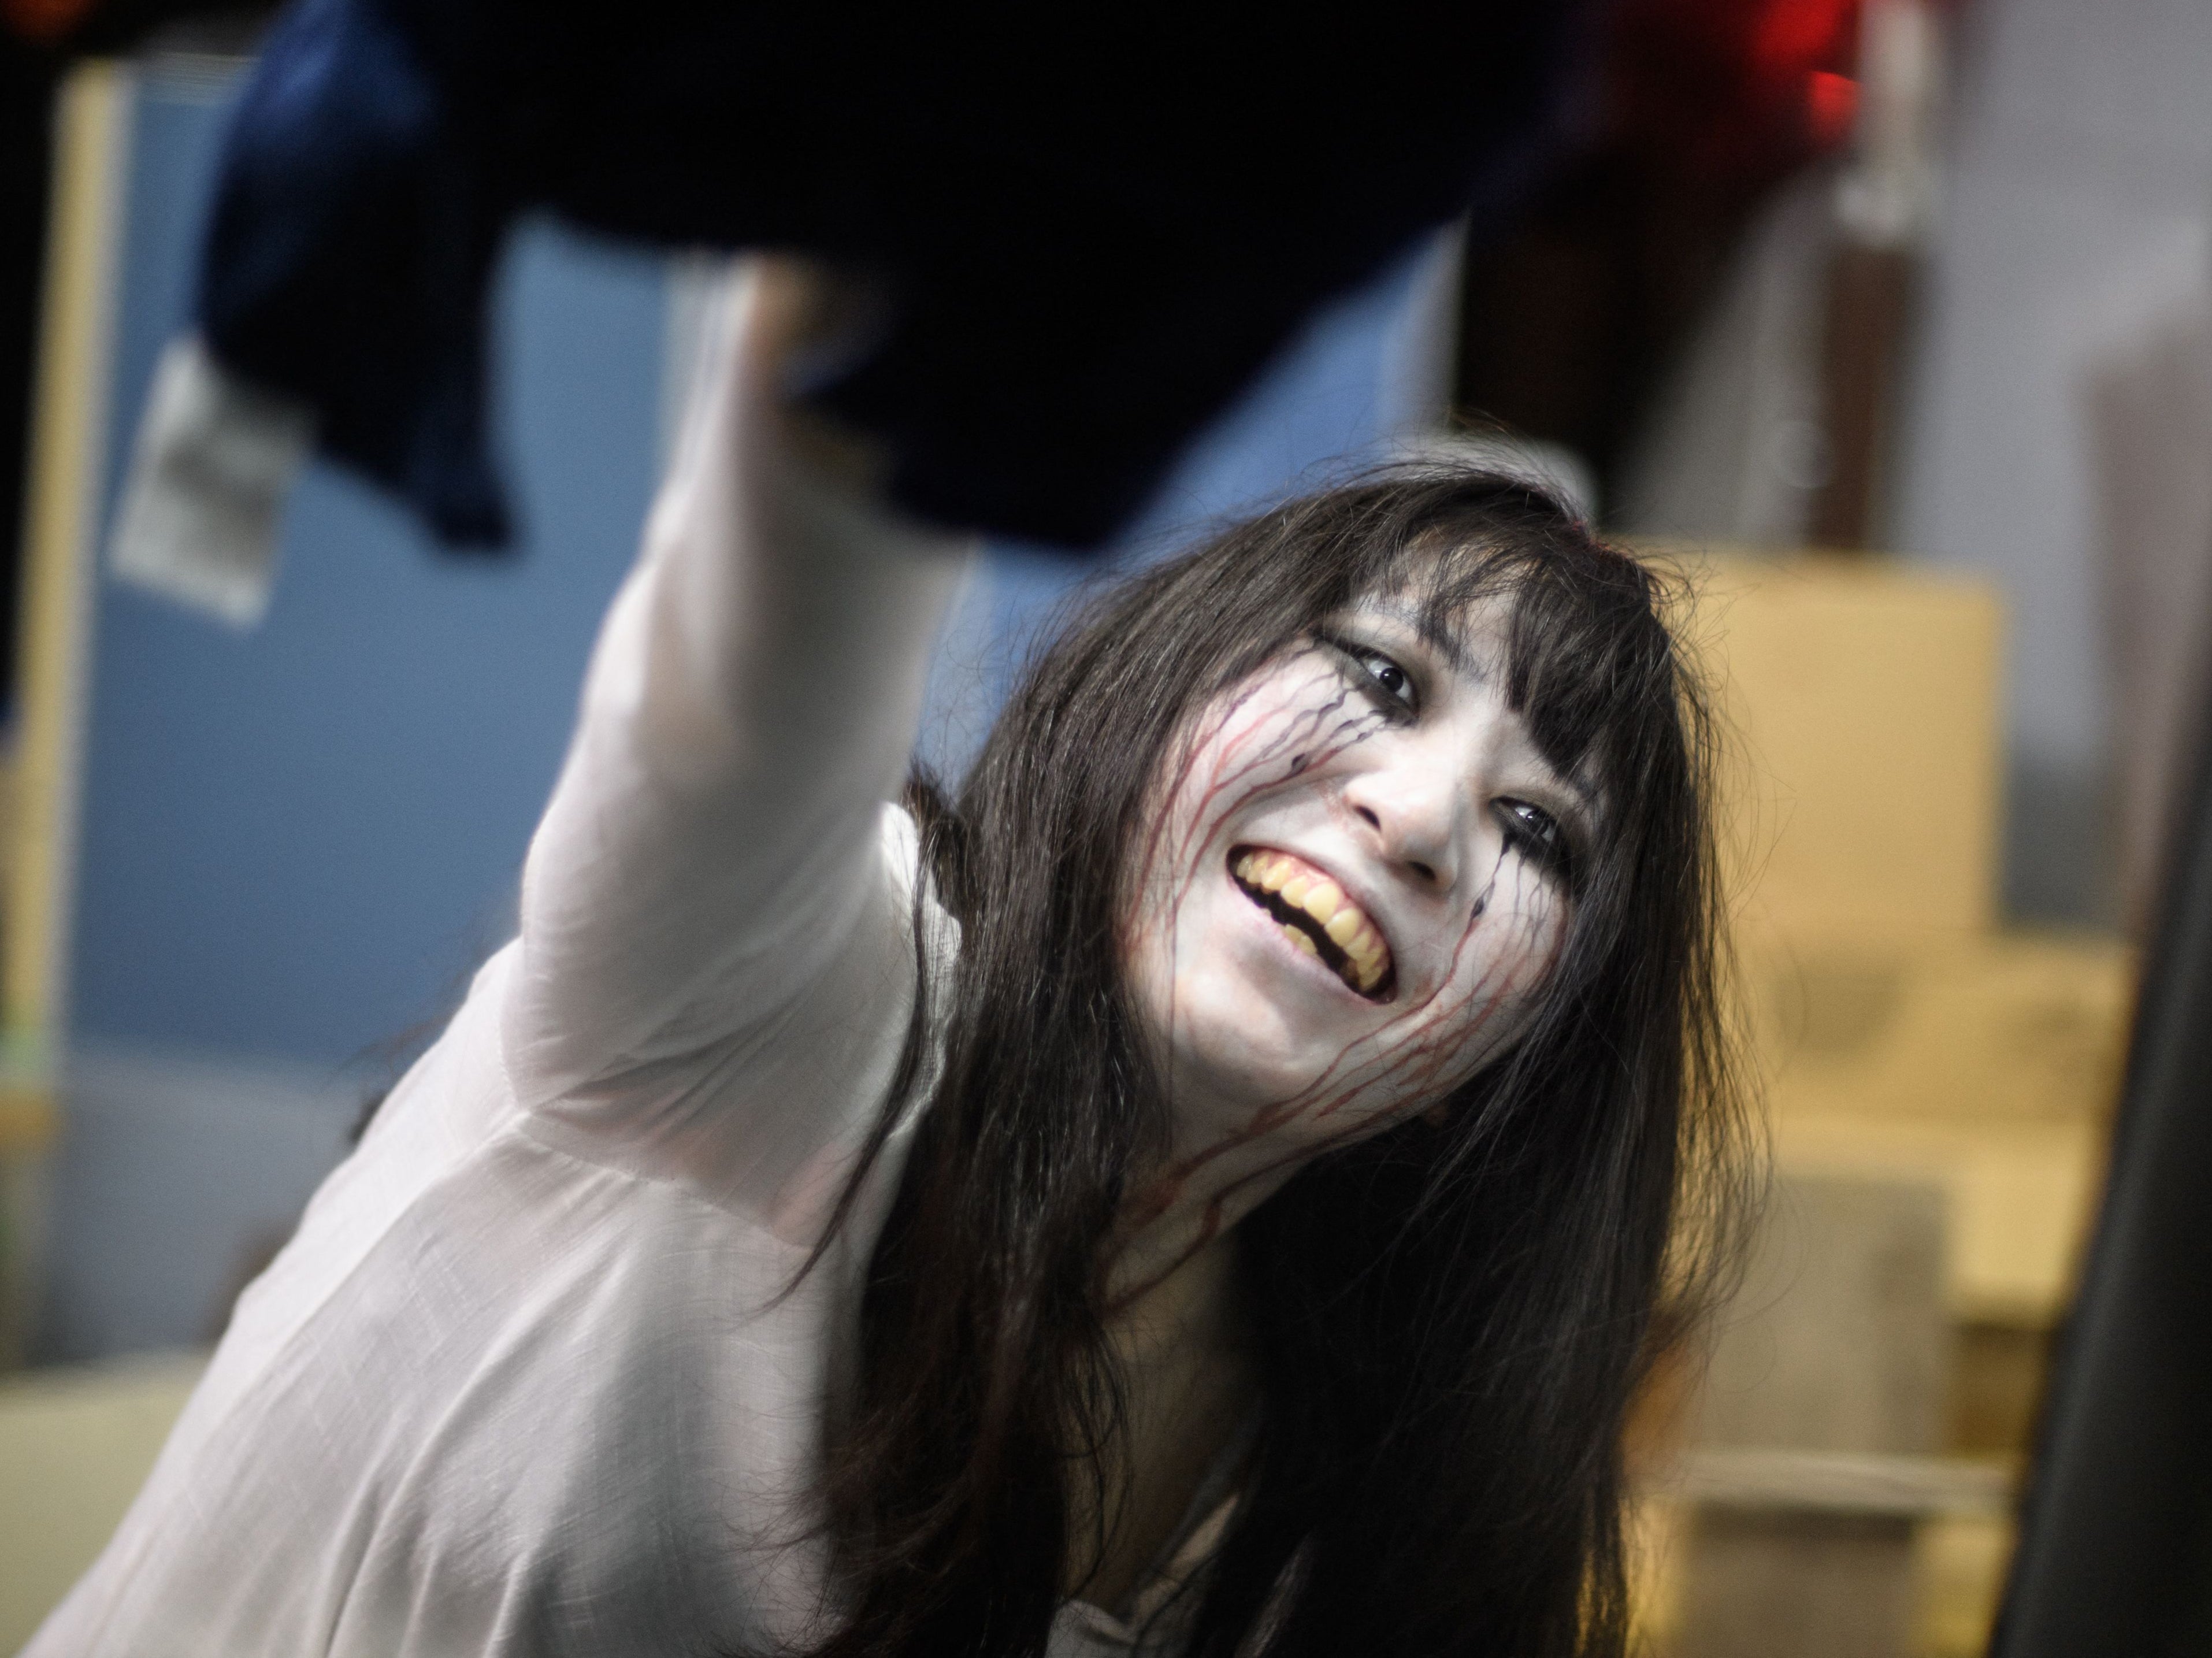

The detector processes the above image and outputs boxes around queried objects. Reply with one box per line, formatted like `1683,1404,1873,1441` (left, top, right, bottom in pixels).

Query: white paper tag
108,335,315,628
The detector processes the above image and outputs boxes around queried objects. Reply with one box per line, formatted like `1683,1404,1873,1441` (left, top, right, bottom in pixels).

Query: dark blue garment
198,1,1594,551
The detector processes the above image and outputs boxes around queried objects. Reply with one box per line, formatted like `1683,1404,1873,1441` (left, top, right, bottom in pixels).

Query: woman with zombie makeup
27,264,1746,1658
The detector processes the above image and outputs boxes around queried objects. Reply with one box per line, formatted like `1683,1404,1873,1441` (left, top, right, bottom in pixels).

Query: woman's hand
740,256,892,498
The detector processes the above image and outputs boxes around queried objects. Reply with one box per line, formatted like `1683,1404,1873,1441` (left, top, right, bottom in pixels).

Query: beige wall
0,1351,203,1652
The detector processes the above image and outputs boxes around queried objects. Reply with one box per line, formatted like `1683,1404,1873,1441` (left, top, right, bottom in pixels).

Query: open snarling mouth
1230,847,1396,1000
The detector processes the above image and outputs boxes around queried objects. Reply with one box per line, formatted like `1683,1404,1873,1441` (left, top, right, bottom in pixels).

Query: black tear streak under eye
1471,850,1509,926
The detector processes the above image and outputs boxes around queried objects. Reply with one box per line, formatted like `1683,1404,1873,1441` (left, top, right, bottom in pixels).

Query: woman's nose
1341,762,1463,889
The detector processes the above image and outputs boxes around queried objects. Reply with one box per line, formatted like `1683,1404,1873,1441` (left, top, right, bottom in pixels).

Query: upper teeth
1233,850,1392,995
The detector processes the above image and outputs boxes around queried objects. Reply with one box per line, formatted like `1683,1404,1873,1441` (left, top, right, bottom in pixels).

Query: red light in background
1753,0,1861,82
1805,69,1861,145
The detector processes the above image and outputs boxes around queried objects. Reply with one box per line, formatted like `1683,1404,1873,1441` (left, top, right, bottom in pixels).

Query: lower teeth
1281,918,1374,993
1238,867,1384,996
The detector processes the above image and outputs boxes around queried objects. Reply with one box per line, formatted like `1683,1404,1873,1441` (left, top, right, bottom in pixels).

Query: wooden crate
1668,549,2005,948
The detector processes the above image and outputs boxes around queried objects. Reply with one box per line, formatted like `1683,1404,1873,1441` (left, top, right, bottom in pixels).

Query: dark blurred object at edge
1991,678,2212,1655
2,0,270,50
1457,0,1866,515
190,0,1596,553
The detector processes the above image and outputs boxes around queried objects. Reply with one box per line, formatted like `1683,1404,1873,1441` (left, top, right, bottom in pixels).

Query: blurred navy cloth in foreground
190,0,1590,552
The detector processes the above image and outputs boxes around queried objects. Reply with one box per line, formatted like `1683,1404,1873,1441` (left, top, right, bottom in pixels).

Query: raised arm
502,261,971,1107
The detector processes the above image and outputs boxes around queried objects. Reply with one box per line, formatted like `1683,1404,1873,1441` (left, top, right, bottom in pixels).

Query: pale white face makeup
1115,591,1594,1259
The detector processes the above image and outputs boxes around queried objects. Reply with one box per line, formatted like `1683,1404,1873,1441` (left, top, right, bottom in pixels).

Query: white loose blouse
25,279,1229,1657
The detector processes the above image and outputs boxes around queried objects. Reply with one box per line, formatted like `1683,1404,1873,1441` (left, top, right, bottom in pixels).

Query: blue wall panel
70,68,665,1066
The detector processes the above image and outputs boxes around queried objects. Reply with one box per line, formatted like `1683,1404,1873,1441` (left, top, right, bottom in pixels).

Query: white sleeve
500,267,971,1112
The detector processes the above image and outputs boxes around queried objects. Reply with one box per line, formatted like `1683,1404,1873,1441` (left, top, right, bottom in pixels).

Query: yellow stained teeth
1233,850,1394,994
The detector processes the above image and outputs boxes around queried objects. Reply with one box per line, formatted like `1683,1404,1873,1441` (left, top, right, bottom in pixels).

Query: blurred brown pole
1808,239,1916,552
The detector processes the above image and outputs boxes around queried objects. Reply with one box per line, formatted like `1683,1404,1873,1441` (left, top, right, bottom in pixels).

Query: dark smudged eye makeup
1318,632,1418,716
1495,798,1573,878
1313,626,1582,884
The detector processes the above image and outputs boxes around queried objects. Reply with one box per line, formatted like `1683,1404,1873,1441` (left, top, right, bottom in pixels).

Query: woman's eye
1362,654,1412,704
1315,632,1419,717
1327,641,1415,712
1497,799,1571,874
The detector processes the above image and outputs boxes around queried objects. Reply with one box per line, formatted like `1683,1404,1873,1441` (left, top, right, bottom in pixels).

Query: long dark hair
799,468,1749,1657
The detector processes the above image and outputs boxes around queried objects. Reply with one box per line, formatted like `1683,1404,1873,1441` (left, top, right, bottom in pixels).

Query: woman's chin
1163,984,1352,1116
1129,925,1379,1125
